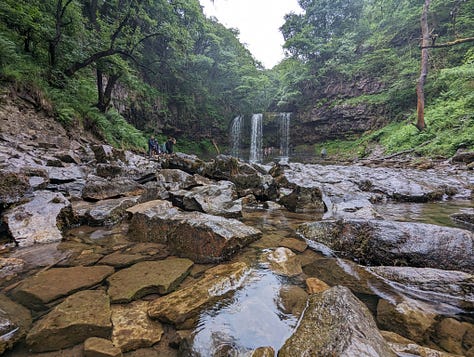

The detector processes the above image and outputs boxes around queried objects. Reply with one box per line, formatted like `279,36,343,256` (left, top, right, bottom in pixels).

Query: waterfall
230,115,243,158
279,112,291,164
249,113,263,163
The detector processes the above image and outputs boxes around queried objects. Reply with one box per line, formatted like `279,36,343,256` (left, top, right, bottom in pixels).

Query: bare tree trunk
415,0,431,131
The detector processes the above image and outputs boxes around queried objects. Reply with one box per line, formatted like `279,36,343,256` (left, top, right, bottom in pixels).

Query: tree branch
421,37,474,48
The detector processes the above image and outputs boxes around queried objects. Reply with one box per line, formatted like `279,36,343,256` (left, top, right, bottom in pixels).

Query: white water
230,115,243,159
279,112,291,164
249,113,263,163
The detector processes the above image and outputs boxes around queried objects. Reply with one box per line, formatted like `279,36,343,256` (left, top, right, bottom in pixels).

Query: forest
0,0,473,158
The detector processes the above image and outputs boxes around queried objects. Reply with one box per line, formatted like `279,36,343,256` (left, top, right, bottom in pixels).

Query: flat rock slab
0,294,32,355
82,175,144,201
111,300,164,352
279,286,396,357
107,258,193,303
98,242,170,268
4,190,72,247
26,290,112,352
148,262,248,327
84,337,122,357
127,200,262,263
72,196,140,226
298,219,474,273
11,265,114,310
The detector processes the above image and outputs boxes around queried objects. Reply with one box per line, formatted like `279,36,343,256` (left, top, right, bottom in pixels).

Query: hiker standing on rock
165,136,176,154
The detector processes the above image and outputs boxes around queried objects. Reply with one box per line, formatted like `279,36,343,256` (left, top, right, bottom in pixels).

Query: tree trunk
96,69,120,113
415,0,431,131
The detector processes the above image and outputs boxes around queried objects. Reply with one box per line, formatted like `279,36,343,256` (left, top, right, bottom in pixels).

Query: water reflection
189,268,298,355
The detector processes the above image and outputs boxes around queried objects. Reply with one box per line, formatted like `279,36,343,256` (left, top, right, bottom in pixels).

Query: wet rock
0,257,25,285
278,185,324,212
377,297,437,344
251,346,275,356
10,265,114,310
0,170,31,207
95,163,126,178
111,301,164,352
170,180,242,218
148,262,249,327
297,219,474,273
0,294,32,355
450,208,474,231
156,169,198,190
72,196,141,226
305,277,330,294
82,176,145,201
278,286,396,357
368,266,474,310
53,150,82,165
323,195,381,220
45,165,84,184
161,152,206,174
278,285,308,317
106,258,193,303
26,290,112,352
127,200,262,263
91,144,126,163
452,150,474,164
4,190,73,247
279,237,307,253
381,330,462,357
84,337,123,357
433,317,474,356
97,242,169,268
263,247,302,277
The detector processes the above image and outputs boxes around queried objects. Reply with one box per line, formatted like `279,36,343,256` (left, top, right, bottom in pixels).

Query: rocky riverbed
1,98,474,356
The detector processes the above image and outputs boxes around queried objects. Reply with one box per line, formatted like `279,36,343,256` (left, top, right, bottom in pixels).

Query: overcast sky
199,0,303,69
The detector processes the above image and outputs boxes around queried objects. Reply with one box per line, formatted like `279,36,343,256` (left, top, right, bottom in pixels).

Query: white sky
199,0,303,69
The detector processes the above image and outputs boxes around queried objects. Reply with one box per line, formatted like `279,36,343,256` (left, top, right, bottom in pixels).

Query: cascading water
249,113,263,163
230,115,243,158
279,112,291,164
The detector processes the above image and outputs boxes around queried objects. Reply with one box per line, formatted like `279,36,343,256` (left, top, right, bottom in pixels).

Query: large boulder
3,190,73,247
297,219,474,273
278,286,396,356
26,290,112,352
10,265,114,310
0,170,31,207
72,196,141,226
106,258,193,303
127,200,262,263
82,175,145,201
148,262,248,328
0,294,32,355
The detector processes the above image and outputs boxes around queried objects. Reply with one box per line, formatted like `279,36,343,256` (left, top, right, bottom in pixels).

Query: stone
82,176,145,201
156,168,197,190
26,290,112,352
72,196,141,226
107,258,193,303
148,262,249,327
0,294,32,355
11,265,114,310
433,317,474,356
4,190,73,247
111,301,164,352
278,185,325,212
251,346,275,356
91,144,125,163
127,200,262,263
279,286,396,357
305,277,330,294
278,285,308,317
263,247,302,277
279,237,307,253
0,170,30,207
298,219,474,273
84,337,122,357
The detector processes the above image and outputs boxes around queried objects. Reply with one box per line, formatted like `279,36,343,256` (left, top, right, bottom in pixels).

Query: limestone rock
0,294,32,355
278,285,308,317
26,290,112,352
107,258,193,303
298,219,474,273
251,346,275,357
0,170,30,207
91,144,125,163
279,286,396,357
111,301,164,352
156,168,198,190
305,277,330,294
4,190,72,247
433,317,474,356
82,175,144,201
84,337,122,357
263,247,302,277
278,185,325,212
279,237,307,253
148,262,249,326
72,196,141,226
127,200,262,263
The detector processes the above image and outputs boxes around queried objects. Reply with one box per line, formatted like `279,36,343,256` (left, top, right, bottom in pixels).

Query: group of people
148,135,176,156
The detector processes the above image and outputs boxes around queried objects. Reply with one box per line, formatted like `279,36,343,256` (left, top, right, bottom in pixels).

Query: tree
415,0,430,131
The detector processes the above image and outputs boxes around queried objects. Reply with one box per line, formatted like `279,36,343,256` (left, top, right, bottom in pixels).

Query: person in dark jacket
165,136,176,154
148,136,158,156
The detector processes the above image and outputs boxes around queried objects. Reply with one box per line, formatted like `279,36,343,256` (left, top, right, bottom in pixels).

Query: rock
170,180,242,218
450,208,474,231
278,286,396,357
156,169,198,190
278,285,308,317
278,185,325,212
111,301,164,352
148,262,249,327
452,150,474,164
0,294,32,355
95,163,125,178
4,190,73,247
72,196,141,226
82,176,145,201
0,170,31,207
297,219,474,273
91,144,126,163
45,165,84,184
279,237,307,253
0,257,25,284
106,258,193,303
377,297,437,344
98,243,169,268
26,290,112,352
251,346,275,356
84,337,122,357
10,265,114,310
305,277,330,294
433,317,474,356
161,152,206,174
381,330,463,357
127,200,262,263
263,247,302,277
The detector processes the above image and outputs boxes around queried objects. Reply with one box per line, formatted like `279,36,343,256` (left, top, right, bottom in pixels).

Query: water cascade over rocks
249,113,263,163
1,99,474,356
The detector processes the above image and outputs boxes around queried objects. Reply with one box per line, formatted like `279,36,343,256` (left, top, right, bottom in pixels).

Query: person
165,136,176,154
148,135,157,156
321,147,327,159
